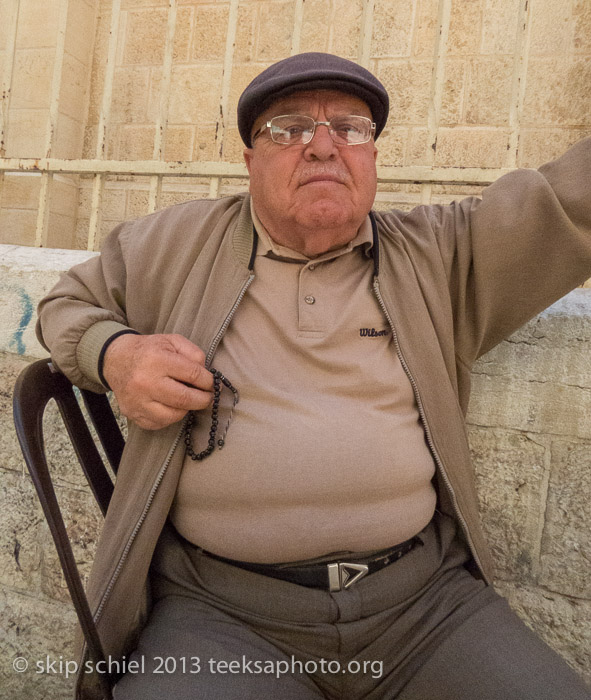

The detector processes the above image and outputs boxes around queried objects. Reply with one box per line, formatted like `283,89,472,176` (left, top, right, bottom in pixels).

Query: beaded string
184,369,239,461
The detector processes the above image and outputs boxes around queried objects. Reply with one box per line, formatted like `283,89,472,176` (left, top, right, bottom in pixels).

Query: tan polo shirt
171,211,437,563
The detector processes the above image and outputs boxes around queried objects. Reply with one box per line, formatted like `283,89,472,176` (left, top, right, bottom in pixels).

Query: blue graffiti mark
8,288,33,355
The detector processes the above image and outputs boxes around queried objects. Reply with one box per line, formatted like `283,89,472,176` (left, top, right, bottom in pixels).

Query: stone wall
0,243,590,698
1,0,590,249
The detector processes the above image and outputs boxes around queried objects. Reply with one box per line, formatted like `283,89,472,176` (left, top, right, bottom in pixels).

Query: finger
158,352,214,392
151,376,214,412
166,334,208,366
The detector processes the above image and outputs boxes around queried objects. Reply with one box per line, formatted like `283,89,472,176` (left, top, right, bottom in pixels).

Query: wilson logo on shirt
359,328,390,338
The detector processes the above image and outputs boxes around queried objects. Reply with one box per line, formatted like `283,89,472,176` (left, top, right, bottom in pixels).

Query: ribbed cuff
98,329,141,390
76,320,138,388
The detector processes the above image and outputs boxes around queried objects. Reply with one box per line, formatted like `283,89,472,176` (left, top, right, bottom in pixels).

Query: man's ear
243,148,253,176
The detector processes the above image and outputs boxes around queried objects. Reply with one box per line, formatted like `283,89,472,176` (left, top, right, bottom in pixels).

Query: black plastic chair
13,358,125,698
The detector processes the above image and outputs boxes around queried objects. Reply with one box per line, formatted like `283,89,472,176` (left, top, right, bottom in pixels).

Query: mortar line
148,0,178,214
358,0,375,68
291,0,304,56
421,0,452,205
88,0,121,250
0,0,21,217
506,0,533,169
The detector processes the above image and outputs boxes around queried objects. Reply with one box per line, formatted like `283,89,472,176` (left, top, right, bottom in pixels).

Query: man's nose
303,123,338,160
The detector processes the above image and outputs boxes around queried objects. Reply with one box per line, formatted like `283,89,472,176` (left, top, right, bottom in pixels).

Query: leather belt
203,536,422,591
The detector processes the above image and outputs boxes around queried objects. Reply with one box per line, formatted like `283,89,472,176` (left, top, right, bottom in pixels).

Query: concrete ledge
1,245,590,697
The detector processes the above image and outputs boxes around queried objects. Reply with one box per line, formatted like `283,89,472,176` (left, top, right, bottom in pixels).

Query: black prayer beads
184,369,239,461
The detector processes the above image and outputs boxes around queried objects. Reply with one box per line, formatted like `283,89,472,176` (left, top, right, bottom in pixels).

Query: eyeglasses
252,114,376,146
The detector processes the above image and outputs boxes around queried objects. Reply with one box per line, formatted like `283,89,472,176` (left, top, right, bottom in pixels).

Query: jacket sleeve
429,136,591,364
36,220,136,392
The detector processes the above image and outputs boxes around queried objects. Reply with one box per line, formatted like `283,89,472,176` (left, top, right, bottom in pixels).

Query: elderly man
37,53,591,700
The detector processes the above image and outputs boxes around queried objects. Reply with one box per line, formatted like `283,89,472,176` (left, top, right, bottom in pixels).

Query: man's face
243,90,378,256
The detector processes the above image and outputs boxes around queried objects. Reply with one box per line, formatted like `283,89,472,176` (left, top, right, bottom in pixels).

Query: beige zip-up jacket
37,137,591,699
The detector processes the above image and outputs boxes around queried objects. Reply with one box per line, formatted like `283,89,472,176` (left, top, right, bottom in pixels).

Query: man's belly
170,393,437,563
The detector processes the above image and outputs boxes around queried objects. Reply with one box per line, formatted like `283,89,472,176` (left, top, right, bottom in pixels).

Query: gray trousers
114,514,590,699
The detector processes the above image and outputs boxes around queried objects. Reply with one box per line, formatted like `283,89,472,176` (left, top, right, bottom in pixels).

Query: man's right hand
102,333,214,430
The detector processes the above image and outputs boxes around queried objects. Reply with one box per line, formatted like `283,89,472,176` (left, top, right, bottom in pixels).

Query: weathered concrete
1,246,590,698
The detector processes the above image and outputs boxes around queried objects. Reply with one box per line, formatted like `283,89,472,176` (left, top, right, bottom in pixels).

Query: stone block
468,373,591,439
10,48,55,111
46,212,77,250
481,0,520,55
53,113,85,160
168,63,224,124
218,126,245,162
406,127,430,165
191,4,230,61
121,0,169,8
574,0,591,53
375,126,407,166
377,60,432,125
116,125,156,160
0,245,95,357
110,67,151,124
64,0,98,66
329,0,364,59
371,0,414,58
471,291,591,387
122,8,167,65
14,0,60,49
82,124,99,159
517,129,591,168
411,0,439,59
173,6,193,64
529,2,574,56
77,183,127,222
523,58,591,127
447,0,483,56
50,178,78,219
159,190,197,209
434,127,508,167
1,174,42,210
439,59,466,126
468,426,547,582
125,189,151,218
58,52,91,123
0,586,77,700
163,126,194,161
228,62,267,126
257,1,298,61
539,441,591,598
4,108,47,157
495,582,591,684
464,57,513,125
234,3,257,62
0,0,16,48
0,209,37,246
299,0,331,53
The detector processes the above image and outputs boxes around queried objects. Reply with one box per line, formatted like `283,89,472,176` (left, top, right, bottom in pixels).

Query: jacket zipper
372,278,488,582
206,274,255,367
93,273,256,630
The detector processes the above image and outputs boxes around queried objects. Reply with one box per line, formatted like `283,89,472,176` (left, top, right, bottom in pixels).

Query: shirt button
308,264,316,271
304,295,315,305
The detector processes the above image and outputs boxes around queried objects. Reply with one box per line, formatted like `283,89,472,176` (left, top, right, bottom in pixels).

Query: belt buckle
327,562,369,592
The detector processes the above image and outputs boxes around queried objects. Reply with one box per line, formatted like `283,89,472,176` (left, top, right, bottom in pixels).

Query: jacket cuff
76,320,138,389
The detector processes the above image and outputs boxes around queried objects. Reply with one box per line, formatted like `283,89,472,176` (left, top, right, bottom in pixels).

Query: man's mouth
301,174,344,185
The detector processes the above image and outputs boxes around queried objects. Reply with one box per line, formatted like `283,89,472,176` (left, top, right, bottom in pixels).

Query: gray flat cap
237,52,389,148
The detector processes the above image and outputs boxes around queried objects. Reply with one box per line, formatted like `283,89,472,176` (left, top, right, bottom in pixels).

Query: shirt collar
250,199,374,264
